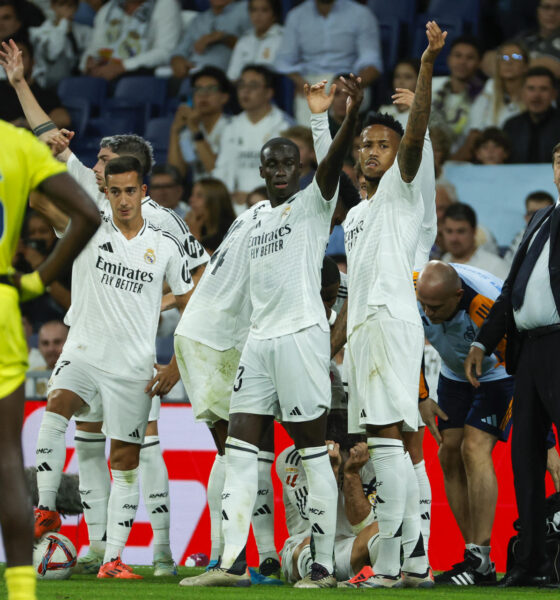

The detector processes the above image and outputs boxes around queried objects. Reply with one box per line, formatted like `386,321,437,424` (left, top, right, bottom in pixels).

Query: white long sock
140,436,171,558
414,459,431,555
402,452,428,574
221,437,258,571
252,451,278,564
74,431,110,554
207,454,226,562
298,446,337,574
368,437,406,577
104,467,139,564
36,412,69,510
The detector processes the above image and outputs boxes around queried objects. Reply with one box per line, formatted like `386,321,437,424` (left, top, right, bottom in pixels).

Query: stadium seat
63,97,90,140
379,20,400,73
156,336,175,364
426,0,480,33
274,75,295,116
144,116,174,165
111,76,168,113
57,76,108,117
411,16,464,75
86,112,145,138
367,0,417,29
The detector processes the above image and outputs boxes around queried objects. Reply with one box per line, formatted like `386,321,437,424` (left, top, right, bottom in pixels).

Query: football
33,533,77,580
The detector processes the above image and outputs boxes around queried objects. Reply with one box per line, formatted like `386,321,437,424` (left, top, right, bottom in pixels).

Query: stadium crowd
2,0,560,597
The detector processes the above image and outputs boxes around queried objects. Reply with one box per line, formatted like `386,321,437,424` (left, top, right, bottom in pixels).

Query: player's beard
364,174,381,186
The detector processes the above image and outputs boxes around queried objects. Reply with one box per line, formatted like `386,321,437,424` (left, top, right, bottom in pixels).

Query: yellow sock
4,566,36,600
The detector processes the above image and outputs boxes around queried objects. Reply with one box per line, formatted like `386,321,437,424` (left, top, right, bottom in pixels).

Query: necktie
511,214,552,310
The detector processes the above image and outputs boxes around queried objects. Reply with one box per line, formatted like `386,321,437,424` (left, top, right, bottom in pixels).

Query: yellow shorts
0,284,28,398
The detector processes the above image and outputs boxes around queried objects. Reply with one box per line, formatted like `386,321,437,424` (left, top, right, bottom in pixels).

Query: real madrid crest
282,205,292,219
144,248,156,264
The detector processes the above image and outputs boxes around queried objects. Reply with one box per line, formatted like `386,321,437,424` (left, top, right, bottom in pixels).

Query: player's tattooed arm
330,298,347,358
397,21,446,183
343,443,373,526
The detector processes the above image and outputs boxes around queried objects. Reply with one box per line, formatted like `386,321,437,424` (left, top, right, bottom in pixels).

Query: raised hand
422,20,447,65
337,73,363,116
304,79,336,114
0,39,25,87
392,87,415,109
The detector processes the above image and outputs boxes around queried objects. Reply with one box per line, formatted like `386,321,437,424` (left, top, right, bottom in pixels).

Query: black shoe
498,566,551,587
434,550,470,583
258,558,281,578
435,549,496,586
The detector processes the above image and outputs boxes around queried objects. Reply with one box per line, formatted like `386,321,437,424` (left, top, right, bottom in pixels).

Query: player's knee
461,434,492,468
110,442,140,471
46,390,82,420
438,440,462,473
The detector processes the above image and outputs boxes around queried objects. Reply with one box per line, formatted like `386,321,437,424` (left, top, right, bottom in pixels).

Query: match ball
33,532,77,580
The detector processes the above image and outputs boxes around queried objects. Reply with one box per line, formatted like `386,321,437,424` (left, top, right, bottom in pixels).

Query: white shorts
48,352,152,444
346,313,424,433
230,326,330,423
174,335,240,425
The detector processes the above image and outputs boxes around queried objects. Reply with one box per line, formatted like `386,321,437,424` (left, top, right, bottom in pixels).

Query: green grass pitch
1,566,559,599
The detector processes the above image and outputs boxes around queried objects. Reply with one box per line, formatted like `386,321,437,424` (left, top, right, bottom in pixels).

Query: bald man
38,320,68,370
414,261,514,586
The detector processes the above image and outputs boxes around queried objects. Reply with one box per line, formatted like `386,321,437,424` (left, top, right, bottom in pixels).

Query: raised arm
314,74,363,200
397,21,446,183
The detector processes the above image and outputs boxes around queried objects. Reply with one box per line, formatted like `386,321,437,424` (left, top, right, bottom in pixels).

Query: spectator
377,58,420,130
0,35,71,128
431,36,484,151
247,184,268,207
430,125,452,180
149,164,189,218
0,0,24,44
274,0,382,123
167,66,231,180
170,0,250,80
472,127,511,164
73,0,108,26
504,190,555,263
29,0,91,90
185,177,235,252
326,72,350,136
37,320,68,370
457,40,529,160
503,66,560,163
281,124,316,189
212,64,292,212
440,202,510,280
227,0,283,81
81,0,182,81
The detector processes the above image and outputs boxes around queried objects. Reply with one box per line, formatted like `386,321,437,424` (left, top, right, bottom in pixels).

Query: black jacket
503,108,560,164
475,204,560,374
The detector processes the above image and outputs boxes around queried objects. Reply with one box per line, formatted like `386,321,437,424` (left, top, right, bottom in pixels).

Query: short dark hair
362,111,404,138
241,64,275,89
321,255,340,289
13,32,33,59
191,66,230,94
105,156,144,182
394,57,421,77
260,137,300,162
100,134,154,176
443,202,477,229
338,171,361,211
151,163,182,185
552,141,560,161
249,0,282,23
473,127,511,155
449,34,481,58
524,65,557,87
525,190,555,207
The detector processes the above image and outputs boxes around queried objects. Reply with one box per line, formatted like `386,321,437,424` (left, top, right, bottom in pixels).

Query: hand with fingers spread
419,398,448,446
0,39,25,86
421,20,448,65
392,87,415,110
304,79,336,114
464,345,484,388
337,73,363,116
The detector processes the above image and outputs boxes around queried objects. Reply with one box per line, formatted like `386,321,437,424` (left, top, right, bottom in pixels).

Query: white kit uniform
276,445,377,581
48,215,193,443
343,137,434,433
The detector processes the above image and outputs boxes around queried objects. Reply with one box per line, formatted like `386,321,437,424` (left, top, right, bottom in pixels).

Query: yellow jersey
0,120,67,275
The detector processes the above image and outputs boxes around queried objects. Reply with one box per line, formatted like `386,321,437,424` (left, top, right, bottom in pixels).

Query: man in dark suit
464,142,560,586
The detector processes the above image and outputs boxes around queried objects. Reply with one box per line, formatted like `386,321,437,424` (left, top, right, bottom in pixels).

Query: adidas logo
37,462,52,472
222,510,228,520
311,523,324,534
360,409,367,418
481,415,497,427
289,407,302,416
421,511,430,520
129,429,140,439
152,504,169,514
99,242,114,252
118,519,133,528
81,501,91,510
253,504,272,516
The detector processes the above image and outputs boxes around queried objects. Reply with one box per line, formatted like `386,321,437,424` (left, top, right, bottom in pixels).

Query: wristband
32,121,57,137
328,309,337,326
19,271,45,302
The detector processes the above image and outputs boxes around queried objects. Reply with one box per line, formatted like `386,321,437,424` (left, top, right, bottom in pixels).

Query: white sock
140,436,171,558
252,451,278,565
402,453,428,574
221,437,258,571
104,467,139,564
298,446,337,574
466,543,491,573
207,453,226,563
368,437,406,577
74,431,110,552
296,545,313,580
414,459,431,554
36,412,69,510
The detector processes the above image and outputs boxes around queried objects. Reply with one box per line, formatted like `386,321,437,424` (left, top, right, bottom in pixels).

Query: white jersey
66,153,209,269
413,133,436,270
175,201,269,352
344,138,433,336
63,215,193,379
276,445,376,538
249,178,337,338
